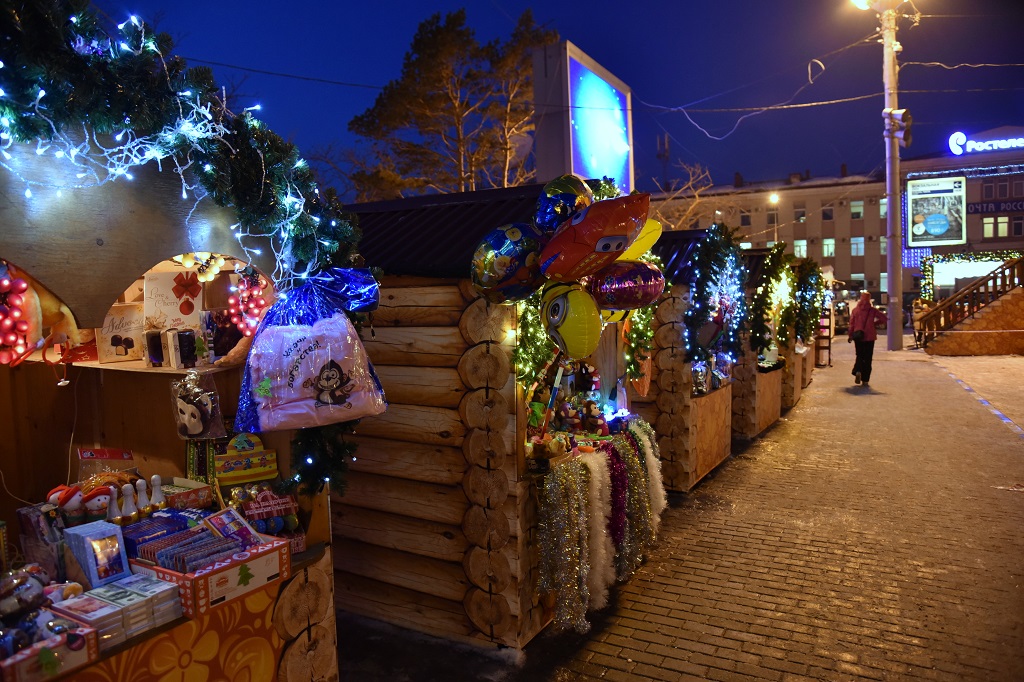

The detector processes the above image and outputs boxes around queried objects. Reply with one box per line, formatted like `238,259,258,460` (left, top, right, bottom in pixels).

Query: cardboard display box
96,302,145,364
129,536,290,617
0,625,98,682
161,478,213,510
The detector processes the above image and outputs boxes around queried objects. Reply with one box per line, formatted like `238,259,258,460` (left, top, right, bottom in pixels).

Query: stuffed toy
582,400,609,436
56,486,84,527
82,487,113,523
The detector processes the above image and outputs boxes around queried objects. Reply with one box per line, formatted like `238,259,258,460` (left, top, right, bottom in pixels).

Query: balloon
470,223,548,304
540,282,602,360
587,260,665,311
539,193,650,282
534,174,594,231
617,219,663,261
601,309,631,324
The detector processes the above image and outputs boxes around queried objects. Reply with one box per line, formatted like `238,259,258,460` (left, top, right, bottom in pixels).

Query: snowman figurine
82,487,112,523
57,486,84,527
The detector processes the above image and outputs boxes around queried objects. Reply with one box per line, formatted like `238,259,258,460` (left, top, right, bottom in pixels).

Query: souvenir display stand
339,184,666,648
627,284,732,493
0,148,339,681
732,246,796,440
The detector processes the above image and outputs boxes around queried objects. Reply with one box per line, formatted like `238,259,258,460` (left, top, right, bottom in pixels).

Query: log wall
781,331,803,410
332,277,546,649
732,331,783,439
625,285,732,492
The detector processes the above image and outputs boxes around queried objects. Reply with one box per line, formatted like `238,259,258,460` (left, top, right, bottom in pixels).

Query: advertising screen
568,56,632,194
906,176,967,247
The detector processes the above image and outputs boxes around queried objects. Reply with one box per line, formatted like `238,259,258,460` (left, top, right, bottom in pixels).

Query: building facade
652,126,1024,304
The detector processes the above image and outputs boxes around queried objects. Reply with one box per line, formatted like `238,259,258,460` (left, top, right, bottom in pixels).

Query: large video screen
568,56,632,195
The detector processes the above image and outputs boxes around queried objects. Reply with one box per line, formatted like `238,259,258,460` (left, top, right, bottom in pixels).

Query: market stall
732,245,796,439
340,178,666,647
0,5,374,679
626,225,747,492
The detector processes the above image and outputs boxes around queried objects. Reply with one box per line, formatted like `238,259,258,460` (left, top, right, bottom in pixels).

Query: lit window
767,241,776,248
822,205,834,221
794,203,806,223
879,272,888,292
983,217,994,238
822,238,835,258
851,237,865,256
740,209,751,227
794,239,807,258
851,273,865,289
998,216,1009,237
880,238,887,256
1014,216,1024,236
851,200,864,220
879,198,887,218
740,242,753,250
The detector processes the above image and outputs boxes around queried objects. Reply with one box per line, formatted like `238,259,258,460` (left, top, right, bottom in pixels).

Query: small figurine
57,486,84,527
150,475,167,510
47,485,69,507
135,479,152,518
82,487,112,523
119,483,139,525
105,485,122,524
557,401,581,432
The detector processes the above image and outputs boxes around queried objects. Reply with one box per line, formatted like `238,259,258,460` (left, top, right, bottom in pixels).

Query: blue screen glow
568,57,631,194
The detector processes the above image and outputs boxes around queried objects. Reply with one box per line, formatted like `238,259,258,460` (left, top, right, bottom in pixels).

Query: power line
181,56,383,91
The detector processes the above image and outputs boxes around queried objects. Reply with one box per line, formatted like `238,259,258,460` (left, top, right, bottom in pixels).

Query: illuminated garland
622,251,661,380
1,1,365,495
513,290,557,389
919,250,1023,301
586,176,621,201
793,259,826,343
0,2,362,286
682,223,747,363
748,242,796,355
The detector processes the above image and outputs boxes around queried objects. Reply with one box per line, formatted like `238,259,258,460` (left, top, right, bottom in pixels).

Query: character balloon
617,219,663,262
539,193,650,282
534,174,594,231
540,282,602,360
470,222,548,304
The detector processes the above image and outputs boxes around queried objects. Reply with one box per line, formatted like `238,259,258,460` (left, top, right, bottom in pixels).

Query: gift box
161,478,213,510
129,535,290,617
96,303,145,364
144,270,203,332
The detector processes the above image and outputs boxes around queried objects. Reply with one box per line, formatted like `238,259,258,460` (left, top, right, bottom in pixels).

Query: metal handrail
919,257,1024,348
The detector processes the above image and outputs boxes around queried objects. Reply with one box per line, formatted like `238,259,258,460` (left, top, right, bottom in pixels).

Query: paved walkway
338,341,1024,681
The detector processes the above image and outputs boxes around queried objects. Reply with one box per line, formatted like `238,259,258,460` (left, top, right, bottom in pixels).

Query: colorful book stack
50,594,125,651
87,583,152,640
118,574,182,625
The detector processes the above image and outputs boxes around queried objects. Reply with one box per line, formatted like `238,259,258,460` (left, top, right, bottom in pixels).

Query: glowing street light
852,0,911,351
769,193,780,241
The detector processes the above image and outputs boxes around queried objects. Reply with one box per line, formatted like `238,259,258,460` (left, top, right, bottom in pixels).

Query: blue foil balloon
470,223,548,304
535,174,594,231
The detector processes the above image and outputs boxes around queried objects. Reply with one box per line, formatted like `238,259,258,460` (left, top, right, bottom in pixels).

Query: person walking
848,291,888,385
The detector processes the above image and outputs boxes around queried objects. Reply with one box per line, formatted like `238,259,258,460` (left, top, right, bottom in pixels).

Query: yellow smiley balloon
541,282,602,360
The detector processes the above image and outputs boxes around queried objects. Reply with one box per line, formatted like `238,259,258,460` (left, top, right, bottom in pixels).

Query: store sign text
948,131,1024,156
967,200,1024,214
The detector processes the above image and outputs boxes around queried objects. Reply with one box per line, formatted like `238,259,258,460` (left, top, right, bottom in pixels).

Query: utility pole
656,133,671,192
880,6,904,350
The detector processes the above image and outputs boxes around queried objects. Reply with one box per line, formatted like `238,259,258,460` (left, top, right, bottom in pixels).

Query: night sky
92,0,1024,198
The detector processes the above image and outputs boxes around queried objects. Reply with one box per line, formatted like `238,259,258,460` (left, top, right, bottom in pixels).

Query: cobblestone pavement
338,342,1024,681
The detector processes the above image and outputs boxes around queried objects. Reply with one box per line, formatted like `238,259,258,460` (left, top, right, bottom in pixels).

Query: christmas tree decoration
748,242,797,357
793,259,826,343
682,224,747,364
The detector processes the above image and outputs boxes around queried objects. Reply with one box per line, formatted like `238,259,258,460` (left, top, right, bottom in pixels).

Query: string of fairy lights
0,1,364,491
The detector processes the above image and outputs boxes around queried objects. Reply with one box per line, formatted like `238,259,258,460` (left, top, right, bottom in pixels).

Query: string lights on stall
0,1,367,492
919,250,1023,301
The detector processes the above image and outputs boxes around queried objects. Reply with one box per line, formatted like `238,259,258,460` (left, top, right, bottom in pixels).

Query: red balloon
538,193,650,282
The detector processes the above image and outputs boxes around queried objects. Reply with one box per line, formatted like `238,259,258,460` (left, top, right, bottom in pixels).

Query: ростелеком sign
948,131,1024,156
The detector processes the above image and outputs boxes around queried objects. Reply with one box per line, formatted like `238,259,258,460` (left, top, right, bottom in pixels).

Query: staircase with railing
918,257,1024,348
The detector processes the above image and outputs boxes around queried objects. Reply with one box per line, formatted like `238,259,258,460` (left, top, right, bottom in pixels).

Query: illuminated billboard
906,176,967,248
534,41,633,194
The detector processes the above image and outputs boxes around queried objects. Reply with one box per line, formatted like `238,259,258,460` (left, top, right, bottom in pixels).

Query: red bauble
12,279,28,294
179,299,194,315
0,278,10,293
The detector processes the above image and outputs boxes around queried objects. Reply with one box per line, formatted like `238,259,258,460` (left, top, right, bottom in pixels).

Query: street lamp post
769,192,780,243
853,0,906,351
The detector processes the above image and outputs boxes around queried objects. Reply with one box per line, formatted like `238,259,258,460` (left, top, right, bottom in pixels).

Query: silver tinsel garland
538,457,592,633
